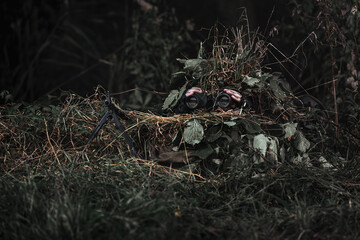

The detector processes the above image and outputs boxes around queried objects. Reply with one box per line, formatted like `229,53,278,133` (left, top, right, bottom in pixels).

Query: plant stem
325,18,339,139
330,48,339,139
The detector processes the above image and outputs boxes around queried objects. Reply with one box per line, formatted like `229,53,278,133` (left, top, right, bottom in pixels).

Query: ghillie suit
102,25,331,175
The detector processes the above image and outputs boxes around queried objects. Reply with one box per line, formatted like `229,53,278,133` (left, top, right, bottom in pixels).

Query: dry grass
1,88,360,240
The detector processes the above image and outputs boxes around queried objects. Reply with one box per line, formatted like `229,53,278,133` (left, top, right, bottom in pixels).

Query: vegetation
1,89,360,239
1,0,360,239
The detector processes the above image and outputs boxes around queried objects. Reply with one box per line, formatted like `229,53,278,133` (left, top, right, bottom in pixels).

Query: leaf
143,93,153,106
0,90,13,103
152,147,194,163
184,119,204,145
191,143,214,159
282,122,298,139
170,71,187,89
269,78,287,100
268,137,279,162
318,156,334,169
253,134,269,156
279,146,286,162
293,131,311,153
262,124,284,137
212,159,222,165
224,121,237,127
197,42,205,59
177,58,211,79
238,117,262,134
253,134,271,164
162,83,187,110
134,88,143,104
206,126,223,142
291,153,312,167
162,90,179,110
243,76,262,87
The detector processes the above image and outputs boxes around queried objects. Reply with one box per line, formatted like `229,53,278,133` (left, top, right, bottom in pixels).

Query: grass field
1,91,360,240
2,1,360,238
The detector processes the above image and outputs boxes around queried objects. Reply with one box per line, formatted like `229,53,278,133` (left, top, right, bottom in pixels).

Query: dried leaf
151,146,193,163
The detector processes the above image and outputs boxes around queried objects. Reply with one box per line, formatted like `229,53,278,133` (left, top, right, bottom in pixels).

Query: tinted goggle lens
217,93,231,108
185,95,199,109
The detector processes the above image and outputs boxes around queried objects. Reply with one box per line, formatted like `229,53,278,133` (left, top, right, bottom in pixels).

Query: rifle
81,91,137,157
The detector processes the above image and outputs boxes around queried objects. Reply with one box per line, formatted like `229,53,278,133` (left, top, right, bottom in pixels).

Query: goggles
177,88,251,113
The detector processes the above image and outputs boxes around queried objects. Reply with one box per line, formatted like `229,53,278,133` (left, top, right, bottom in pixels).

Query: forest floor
1,90,360,240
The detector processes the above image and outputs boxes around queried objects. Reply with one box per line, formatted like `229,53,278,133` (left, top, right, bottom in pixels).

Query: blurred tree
0,0,282,103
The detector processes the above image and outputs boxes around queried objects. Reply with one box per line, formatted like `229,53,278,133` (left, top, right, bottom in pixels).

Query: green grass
1,157,360,239
1,91,360,240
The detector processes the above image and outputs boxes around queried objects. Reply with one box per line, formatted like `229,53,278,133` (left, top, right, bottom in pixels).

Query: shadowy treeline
1,0,281,102
2,0,358,107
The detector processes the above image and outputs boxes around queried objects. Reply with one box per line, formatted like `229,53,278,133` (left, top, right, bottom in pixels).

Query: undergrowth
1,90,360,240
1,1,360,239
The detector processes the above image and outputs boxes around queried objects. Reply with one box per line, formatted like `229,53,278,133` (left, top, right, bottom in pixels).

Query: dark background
0,0,293,102
2,0,357,107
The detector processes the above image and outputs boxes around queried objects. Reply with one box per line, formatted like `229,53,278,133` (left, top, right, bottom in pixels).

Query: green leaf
318,156,334,169
238,117,262,134
184,119,204,145
291,153,312,167
143,93,153,106
269,78,287,100
224,121,237,127
191,143,214,160
162,90,178,110
282,122,298,139
206,126,223,142
294,131,311,153
253,134,269,156
134,88,143,104
0,90,13,103
170,71,187,89
197,42,205,59
243,76,263,88
262,124,284,137
177,58,212,79
267,137,279,162
162,83,187,110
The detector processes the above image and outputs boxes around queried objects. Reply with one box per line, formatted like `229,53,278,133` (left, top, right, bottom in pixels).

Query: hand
224,89,242,102
185,87,203,97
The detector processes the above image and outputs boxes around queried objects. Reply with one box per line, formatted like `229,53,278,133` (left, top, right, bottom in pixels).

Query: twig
44,118,63,168
325,14,339,139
